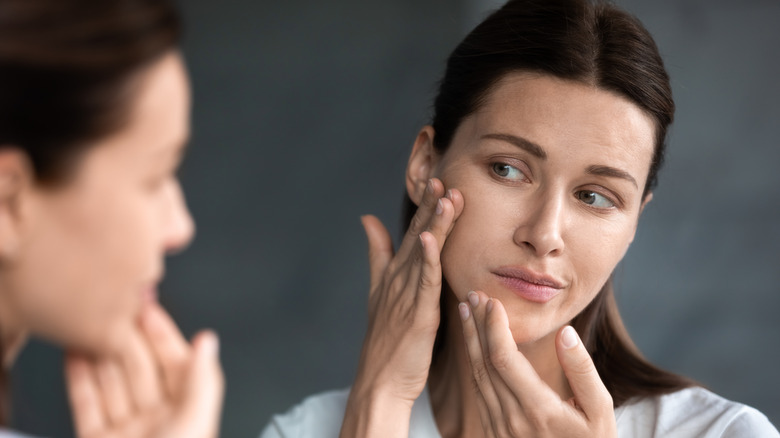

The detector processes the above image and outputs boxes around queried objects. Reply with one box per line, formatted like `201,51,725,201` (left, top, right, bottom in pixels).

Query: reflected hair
402,0,695,407
0,0,180,424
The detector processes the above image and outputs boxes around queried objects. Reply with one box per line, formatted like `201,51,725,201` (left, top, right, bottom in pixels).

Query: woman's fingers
424,190,460,253
140,303,191,398
459,301,499,438
443,188,464,237
176,330,224,436
361,214,394,294
395,178,445,262
470,292,537,436
473,387,498,438
461,292,616,436
65,354,106,437
481,297,559,409
555,326,614,419
94,358,132,424
458,296,505,430
412,188,458,302
416,231,444,309
118,327,163,411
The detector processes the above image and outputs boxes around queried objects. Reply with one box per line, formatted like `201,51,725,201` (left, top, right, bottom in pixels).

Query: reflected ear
405,126,439,206
0,148,32,260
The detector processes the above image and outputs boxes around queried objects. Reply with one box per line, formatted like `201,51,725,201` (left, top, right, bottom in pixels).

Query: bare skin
65,303,223,438
0,52,224,437
342,73,655,437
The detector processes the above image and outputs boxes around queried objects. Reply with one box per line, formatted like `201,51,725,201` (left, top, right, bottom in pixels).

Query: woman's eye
576,190,615,208
491,162,526,181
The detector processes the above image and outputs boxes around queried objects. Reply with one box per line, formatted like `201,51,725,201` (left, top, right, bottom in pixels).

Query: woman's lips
141,284,158,304
492,267,564,304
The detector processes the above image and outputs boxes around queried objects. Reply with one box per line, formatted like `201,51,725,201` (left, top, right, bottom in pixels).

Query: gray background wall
10,0,780,436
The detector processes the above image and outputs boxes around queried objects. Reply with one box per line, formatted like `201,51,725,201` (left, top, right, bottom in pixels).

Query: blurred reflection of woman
0,1,223,437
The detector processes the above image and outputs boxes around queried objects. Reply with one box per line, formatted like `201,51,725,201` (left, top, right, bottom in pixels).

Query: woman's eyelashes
490,161,529,183
575,189,615,209
146,167,180,192
486,158,625,210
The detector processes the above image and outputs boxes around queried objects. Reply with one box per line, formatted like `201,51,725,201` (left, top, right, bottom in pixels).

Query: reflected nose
513,191,565,257
163,180,195,255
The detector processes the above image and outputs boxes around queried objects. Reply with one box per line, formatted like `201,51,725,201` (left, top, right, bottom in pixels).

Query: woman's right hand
64,303,224,438
340,178,464,438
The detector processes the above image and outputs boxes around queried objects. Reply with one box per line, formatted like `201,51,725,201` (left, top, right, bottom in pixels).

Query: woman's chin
55,320,136,358
505,312,562,347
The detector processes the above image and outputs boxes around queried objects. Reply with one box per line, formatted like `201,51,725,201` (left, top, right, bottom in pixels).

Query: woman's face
428,73,655,345
4,52,193,355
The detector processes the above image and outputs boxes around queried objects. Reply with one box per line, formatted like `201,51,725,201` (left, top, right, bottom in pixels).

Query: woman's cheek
440,220,474,302
439,203,492,302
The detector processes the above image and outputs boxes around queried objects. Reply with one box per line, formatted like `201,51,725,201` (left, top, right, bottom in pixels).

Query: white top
259,386,779,438
0,429,36,438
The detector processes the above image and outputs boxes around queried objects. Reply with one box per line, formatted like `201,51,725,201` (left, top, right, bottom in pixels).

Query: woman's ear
405,126,438,206
639,192,653,214
0,148,31,260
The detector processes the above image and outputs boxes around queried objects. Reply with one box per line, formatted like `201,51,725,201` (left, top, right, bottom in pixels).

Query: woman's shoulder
258,387,441,438
616,386,779,438
0,429,39,438
259,387,351,438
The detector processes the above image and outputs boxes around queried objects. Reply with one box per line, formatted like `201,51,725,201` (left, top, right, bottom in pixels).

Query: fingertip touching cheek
435,74,655,345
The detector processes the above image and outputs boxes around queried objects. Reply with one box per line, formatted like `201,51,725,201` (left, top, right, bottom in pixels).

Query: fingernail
486,299,494,313
419,233,426,248
426,179,435,194
200,331,220,357
467,291,479,308
435,199,443,215
561,326,579,349
446,189,454,200
458,302,470,321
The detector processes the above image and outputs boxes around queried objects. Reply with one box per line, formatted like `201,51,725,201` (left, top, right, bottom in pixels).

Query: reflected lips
493,267,563,303
142,285,158,304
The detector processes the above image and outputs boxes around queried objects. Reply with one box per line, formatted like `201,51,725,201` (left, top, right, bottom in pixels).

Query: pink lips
492,267,564,303
142,285,158,304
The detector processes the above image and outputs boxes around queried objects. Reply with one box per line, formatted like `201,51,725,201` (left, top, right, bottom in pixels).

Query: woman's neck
0,290,28,369
428,293,572,438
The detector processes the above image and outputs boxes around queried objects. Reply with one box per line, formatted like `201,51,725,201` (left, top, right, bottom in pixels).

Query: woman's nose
163,181,195,255
512,191,565,257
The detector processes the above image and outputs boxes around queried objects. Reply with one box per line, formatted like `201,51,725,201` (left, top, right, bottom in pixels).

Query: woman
0,0,223,436
261,0,779,437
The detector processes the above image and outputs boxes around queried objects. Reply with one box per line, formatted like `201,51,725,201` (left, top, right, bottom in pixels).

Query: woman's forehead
453,74,656,166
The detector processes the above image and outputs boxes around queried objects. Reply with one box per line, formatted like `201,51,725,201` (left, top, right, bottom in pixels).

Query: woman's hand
64,303,224,438
459,291,616,438
340,178,464,438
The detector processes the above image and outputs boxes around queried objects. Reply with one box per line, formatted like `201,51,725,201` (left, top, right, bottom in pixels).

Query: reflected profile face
431,73,655,345
6,52,194,354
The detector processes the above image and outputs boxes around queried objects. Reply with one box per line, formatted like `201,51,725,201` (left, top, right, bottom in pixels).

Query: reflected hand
460,291,616,438
65,303,224,438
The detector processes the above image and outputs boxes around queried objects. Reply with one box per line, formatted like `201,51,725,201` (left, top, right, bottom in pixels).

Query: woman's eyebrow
481,133,547,159
481,133,639,188
586,165,638,188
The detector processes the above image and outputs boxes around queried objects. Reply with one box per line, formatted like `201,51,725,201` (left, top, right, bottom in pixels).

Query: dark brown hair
0,0,180,424
406,0,695,407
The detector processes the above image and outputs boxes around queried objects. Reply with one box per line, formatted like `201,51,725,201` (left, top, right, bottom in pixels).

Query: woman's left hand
458,291,617,438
